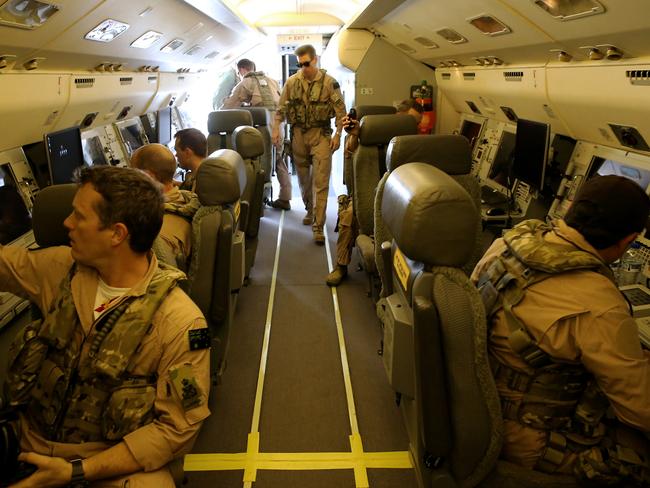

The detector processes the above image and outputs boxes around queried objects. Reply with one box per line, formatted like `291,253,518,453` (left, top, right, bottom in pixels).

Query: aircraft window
0,163,31,245
533,0,605,21
85,19,130,43
131,30,163,49
436,28,467,44
0,0,58,29
161,39,184,53
468,15,511,36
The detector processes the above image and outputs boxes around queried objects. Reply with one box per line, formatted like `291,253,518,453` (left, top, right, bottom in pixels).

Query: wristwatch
70,458,88,487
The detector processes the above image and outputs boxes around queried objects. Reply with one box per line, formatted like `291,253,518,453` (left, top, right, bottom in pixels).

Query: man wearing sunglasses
272,44,347,245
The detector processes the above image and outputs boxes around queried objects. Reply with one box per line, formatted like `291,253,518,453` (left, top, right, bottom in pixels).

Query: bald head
131,144,177,185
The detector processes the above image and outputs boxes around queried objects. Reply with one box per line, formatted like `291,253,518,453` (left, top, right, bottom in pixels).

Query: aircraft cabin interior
0,0,649,487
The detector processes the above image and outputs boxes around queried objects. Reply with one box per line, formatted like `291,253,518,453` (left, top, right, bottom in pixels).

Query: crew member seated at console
472,175,650,486
0,166,210,487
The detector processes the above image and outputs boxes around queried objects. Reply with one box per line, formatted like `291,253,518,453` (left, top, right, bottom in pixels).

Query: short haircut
130,144,177,184
397,99,424,114
295,44,316,59
76,166,164,254
175,128,207,158
237,59,256,72
564,175,650,249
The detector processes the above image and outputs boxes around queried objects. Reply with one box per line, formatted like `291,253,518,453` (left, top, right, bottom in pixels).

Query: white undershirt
93,277,130,320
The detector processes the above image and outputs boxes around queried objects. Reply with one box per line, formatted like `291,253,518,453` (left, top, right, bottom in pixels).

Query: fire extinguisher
410,80,436,134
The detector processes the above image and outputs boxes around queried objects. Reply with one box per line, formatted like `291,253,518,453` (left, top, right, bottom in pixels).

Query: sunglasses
297,59,312,68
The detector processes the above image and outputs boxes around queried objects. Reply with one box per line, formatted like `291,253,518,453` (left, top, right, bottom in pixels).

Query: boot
313,226,325,245
271,199,291,211
326,265,348,286
303,210,313,225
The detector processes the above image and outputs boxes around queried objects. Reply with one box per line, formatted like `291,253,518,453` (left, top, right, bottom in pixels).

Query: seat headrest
356,105,396,120
233,126,264,159
359,114,418,146
382,163,478,267
32,183,77,248
207,110,253,134
243,107,270,127
196,149,247,206
386,135,472,174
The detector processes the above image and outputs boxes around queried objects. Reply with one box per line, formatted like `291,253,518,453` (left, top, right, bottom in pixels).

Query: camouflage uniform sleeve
274,78,291,127
221,80,250,109
0,245,74,313
122,292,210,471
328,76,347,134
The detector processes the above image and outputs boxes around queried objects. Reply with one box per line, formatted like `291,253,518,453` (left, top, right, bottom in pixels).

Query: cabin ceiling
352,0,650,66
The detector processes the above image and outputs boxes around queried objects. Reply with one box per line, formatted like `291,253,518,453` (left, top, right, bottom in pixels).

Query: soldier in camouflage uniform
222,58,292,210
131,144,200,271
1,166,210,487
272,44,347,245
174,128,207,192
472,175,650,485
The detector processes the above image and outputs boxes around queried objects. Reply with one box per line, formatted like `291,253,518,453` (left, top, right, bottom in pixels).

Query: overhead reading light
533,0,605,21
0,0,59,29
85,19,130,43
436,28,467,44
468,14,511,36
131,30,163,48
161,38,184,53
184,45,202,56
414,36,439,49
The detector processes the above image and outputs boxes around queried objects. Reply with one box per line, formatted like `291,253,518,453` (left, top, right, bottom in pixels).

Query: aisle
185,186,417,487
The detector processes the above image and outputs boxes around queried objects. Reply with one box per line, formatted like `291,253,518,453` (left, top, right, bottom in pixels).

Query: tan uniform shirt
274,69,346,134
471,220,650,468
221,72,281,109
0,245,210,472
159,187,192,264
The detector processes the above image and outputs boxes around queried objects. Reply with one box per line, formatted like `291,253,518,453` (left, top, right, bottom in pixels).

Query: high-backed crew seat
242,107,274,202
207,109,254,154
375,135,482,298
343,105,396,194
351,114,417,299
188,149,246,382
232,125,265,278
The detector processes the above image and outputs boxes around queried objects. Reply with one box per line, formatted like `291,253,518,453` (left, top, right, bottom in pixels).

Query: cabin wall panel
0,74,69,151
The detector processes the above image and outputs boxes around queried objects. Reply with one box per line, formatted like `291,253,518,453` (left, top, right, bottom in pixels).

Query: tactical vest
286,69,335,131
6,263,183,443
245,71,278,110
478,220,614,434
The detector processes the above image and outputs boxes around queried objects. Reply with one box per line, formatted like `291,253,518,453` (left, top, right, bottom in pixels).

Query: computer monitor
460,120,483,150
544,134,576,196
157,107,172,146
116,120,148,157
82,136,109,166
23,140,50,188
140,113,157,143
0,163,32,245
44,126,84,185
487,130,516,188
511,118,550,192
588,156,650,190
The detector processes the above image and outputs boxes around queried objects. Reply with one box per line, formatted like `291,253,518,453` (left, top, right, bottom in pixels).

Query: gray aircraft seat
375,135,482,298
377,164,577,488
352,113,418,300
32,183,77,247
242,107,274,203
232,125,265,278
343,105,397,194
207,109,253,154
188,149,246,382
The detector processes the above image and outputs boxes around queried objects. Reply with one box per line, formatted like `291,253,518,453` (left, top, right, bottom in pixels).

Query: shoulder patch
333,82,340,90
188,328,211,351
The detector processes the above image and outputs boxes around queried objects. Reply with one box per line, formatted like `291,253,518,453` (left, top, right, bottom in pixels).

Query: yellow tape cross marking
183,447,413,472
